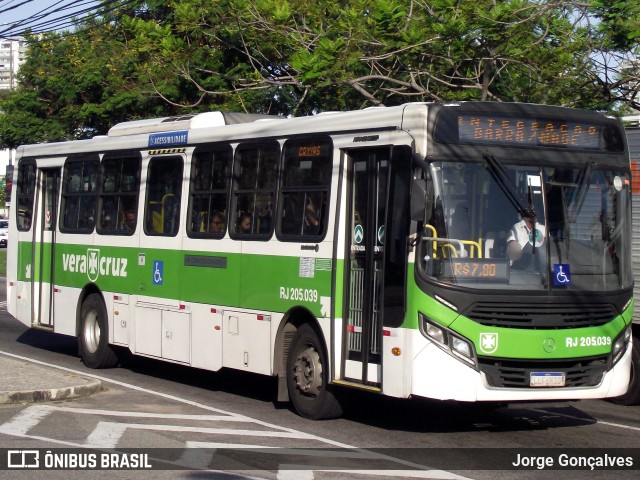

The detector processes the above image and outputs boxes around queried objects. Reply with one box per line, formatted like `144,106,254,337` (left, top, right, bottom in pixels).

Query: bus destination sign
457,115,601,149
297,145,322,157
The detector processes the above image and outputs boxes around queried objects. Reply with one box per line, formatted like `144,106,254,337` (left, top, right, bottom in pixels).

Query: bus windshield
418,159,632,292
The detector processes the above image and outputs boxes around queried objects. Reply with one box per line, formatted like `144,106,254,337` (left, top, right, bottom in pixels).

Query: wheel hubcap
83,310,100,354
293,346,323,397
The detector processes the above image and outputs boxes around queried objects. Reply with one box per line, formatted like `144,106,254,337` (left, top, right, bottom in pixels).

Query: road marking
0,351,302,437
0,351,470,479
280,470,465,479
183,443,467,479
0,404,53,436
4,350,639,436
531,408,640,432
19,404,250,421
85,422,128,448
85,421,317,449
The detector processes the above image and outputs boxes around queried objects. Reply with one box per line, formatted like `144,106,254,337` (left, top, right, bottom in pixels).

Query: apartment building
0,38,27,91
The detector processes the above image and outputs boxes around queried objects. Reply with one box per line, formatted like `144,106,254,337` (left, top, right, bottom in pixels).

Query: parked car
0,220,8,248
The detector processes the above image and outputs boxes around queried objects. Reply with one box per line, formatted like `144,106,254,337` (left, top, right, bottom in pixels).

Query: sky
0,0,101,39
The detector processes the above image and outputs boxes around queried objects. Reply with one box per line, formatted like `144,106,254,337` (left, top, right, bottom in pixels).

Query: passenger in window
101,200,116,230
236,213,252,234
209,212,225,233
123,211,136,232
101,214,113,230
258,205,272,234
304,197,320,234
80,210,95,229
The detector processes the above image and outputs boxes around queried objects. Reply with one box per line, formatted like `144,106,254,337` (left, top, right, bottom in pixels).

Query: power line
0,1,97,36
0,0,139,40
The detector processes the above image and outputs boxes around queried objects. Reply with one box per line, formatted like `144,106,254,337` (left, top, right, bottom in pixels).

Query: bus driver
507,212,546,269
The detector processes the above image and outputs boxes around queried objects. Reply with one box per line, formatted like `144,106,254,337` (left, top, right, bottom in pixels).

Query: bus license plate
530,372,565,387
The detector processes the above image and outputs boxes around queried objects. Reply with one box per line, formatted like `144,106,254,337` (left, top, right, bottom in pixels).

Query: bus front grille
465,302,617,329
477,356,609,388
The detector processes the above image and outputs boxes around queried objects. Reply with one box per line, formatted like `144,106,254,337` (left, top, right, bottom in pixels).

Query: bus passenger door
342,149,390,386
32,168,60,328
342,147,412,387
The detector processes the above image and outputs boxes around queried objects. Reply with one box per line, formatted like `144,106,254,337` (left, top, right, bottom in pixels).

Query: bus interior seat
283,196,303,234
484,231,507,258
163,195,179,234
196,211,207,232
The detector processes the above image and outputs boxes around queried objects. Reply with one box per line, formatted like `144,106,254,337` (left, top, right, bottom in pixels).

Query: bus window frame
186,143,233,239
59,154,100,234
229,141,280,241
15,158,37,232
143,155,184,237
276,136,333,243
96,151,142,236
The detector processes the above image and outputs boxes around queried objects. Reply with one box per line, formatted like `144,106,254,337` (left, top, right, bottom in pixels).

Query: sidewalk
0,354,103,404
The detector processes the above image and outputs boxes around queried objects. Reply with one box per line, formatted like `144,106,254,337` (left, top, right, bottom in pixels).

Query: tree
1,0,638,149
123,0,639,112
0,19,184,149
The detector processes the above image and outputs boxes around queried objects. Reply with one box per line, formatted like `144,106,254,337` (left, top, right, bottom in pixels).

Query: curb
0,378,104,405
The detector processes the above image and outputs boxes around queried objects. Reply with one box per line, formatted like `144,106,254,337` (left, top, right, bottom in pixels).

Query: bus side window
97,153,141,236
277,138,332,240
145,156,183,236
187,145,231,238
60,155,99,233
231,143,278,239
16,160,36,232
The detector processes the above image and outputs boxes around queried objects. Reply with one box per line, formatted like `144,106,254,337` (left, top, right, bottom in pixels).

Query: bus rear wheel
78,293,118,369
286,324,343,420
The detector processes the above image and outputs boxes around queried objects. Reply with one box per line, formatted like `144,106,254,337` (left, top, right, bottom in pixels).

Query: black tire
610,340,640,406
78,293,118,369
286,324,343,420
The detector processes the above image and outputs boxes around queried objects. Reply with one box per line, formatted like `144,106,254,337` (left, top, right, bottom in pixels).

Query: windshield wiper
568,162,594,223
483,154,536,218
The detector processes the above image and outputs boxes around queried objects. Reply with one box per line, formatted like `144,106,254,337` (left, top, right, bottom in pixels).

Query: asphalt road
0,279,639,480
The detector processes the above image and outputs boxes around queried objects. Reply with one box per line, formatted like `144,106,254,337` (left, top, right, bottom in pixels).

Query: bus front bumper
409,333,632,403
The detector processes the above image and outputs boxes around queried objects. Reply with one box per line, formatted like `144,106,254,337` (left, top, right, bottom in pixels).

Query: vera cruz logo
62,248,128,282
87,248,100,282
479,333,498,354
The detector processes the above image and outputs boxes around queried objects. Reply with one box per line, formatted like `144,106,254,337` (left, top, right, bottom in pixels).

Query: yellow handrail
424,224,439,257
423,225,483,259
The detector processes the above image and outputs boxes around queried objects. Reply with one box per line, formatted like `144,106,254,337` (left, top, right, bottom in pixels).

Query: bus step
332,380,382,392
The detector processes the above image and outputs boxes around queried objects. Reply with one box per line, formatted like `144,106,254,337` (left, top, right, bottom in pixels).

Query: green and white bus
7,102,634,418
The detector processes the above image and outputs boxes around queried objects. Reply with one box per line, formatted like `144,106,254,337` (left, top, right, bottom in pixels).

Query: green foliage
589,0,640,50
0,0,638,149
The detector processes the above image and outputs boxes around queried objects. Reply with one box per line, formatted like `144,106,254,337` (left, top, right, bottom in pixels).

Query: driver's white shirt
507,219,546,248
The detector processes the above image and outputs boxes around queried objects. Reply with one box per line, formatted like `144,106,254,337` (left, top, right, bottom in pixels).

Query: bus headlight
611,326,631,366
425,322,445,344
420,314,477,368
451,336,473,360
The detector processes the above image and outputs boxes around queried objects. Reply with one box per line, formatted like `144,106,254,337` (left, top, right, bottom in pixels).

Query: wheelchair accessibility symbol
553,264,571,287
152,260,164,286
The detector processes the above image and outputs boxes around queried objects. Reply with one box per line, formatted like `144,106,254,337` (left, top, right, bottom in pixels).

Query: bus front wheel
78,293,118,369
286,324,343,420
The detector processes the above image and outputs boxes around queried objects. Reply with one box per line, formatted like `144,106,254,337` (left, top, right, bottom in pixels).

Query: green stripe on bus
19,241,334,317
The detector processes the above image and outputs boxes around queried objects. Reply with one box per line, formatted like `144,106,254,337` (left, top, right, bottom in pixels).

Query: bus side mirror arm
411,178,432,222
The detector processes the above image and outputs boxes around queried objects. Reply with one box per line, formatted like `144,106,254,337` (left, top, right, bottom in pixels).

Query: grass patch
0,248,6,276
